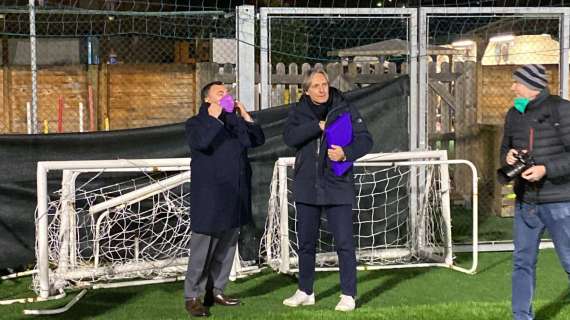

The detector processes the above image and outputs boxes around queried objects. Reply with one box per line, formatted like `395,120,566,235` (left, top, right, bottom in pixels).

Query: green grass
1,250,569,319
451,206,518,242
452,207,552,243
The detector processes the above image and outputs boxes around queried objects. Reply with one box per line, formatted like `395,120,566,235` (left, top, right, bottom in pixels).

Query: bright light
452,40,475,47
489,34,515,42
376,1,383,6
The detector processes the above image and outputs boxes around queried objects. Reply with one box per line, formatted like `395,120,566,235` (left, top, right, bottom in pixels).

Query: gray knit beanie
512,64,548,91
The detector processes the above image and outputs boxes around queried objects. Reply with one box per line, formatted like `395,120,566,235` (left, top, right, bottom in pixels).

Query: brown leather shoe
185,298,210,317
211,294,240,306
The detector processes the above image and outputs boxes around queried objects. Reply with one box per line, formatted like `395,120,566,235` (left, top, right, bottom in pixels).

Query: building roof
327,39,460,57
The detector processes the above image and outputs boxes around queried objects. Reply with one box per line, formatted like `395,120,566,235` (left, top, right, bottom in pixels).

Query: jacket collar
198,102,228,120
198,102,210,117
297,87,347,118
525,89,550,112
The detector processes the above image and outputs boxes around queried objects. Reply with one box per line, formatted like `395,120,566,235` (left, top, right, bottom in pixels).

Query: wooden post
2,37,11,133
98,63,109,131
288,63,299,104
427,61,438,142
435,62,451,134
454,62,466,139
387,62,397,75
273,63,286,107
464,61,477,127
453,61,468,200
345,62,357,91
57,95,64,133
88,85,94,131
87,64,99,131
195,62,218,111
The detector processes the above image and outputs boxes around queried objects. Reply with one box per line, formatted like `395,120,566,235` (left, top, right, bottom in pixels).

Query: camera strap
528,127,534,152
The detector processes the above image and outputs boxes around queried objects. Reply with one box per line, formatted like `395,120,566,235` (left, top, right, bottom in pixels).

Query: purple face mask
219,94,235,113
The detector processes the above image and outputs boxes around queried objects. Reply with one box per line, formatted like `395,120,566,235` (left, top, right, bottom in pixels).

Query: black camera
497,151,535,185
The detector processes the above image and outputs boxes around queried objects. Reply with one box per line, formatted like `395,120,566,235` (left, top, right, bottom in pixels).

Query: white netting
33,169,192,293
260,152,452,272
33,162,258,295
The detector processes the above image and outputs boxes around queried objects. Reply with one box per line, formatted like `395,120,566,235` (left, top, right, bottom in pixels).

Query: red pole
57,96,64,133
88,85,95,131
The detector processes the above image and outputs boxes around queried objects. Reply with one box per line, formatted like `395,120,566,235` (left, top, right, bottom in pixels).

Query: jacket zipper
315,104,346,176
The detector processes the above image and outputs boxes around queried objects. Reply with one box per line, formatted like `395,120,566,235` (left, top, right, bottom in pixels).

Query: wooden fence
0,58,520,216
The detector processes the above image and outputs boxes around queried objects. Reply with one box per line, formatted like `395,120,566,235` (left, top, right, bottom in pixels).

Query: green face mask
514,97,530,113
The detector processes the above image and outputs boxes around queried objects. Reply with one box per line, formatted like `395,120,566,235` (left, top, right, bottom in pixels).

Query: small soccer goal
260,150,478,274
33,158,258,301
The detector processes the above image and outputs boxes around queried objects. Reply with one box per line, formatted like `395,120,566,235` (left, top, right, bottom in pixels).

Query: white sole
283,300,315,307
335,307,355,312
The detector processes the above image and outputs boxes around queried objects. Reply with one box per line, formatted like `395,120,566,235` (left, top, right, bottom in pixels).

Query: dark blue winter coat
185,103,265,233
283,88,373,205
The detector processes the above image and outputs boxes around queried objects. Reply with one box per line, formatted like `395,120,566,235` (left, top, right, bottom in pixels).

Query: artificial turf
1,250,568,319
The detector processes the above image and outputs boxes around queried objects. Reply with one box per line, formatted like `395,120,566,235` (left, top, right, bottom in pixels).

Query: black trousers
296,203,357,297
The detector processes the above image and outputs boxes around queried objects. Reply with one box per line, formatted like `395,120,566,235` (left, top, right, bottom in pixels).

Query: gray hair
302,67,329,92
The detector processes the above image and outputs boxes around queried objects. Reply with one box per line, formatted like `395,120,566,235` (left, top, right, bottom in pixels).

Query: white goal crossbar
261,150,478,275
35,158,257,300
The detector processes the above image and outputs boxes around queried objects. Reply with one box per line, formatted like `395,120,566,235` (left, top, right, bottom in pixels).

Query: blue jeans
512,201,570,320
295,203,357,297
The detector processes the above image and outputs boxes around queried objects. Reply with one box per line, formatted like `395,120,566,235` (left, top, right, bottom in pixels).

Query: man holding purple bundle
183,81,264,317
282,68,373,312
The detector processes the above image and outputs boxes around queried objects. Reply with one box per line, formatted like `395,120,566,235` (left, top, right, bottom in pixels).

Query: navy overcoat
185,103,265,233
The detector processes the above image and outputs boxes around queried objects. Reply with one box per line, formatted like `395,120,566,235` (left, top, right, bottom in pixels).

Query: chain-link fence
424,10,568,223
263,10,414,111
1,3,569,227
0,3,236,134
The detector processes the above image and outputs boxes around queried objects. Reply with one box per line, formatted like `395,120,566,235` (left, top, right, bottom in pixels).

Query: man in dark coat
183,81,265,317
282,68,373,312
499,64,570,320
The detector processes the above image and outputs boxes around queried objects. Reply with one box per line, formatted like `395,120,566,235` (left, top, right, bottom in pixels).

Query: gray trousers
184,228,239,300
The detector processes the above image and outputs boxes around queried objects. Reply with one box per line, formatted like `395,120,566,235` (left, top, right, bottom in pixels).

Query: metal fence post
29,0,38,134
237,5,256,111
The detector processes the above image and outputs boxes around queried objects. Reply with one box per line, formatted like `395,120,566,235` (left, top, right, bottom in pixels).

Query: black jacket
283,88,374,205
185,104,265,233
500,90,570,203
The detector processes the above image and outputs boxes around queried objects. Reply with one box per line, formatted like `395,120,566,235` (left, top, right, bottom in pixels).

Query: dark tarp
0,76,409,269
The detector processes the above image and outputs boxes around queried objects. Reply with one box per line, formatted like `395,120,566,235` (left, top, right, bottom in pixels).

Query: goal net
33,158,257,299
260,150,478,274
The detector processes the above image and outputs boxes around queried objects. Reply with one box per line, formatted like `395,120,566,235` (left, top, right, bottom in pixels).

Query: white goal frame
262,150,478,275
35,158,256,300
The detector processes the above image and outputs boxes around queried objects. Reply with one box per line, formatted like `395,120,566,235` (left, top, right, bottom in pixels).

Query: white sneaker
335,294,356,312
282,289,315,307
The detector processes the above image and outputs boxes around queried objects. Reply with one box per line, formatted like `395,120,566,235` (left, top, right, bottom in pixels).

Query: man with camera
499,64,570,320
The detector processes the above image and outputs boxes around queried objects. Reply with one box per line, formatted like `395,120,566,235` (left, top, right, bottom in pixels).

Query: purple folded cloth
220,94,235,113
325,112,353,176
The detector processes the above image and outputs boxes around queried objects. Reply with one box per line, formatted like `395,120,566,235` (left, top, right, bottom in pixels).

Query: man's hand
521,165,546,182
328,145,346,162
235,100,254,123
208,103,222,119
319,121,325,131
506,149,527,165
